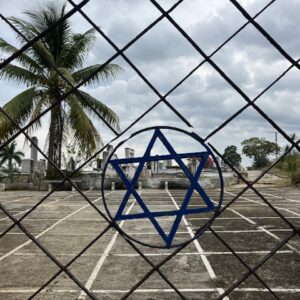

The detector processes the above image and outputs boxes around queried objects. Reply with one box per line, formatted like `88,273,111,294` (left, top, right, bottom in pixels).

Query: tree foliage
277,133,300,184
0,1,121,177
0,141,24,182
223,145,242,168
0,141,24,168
242,137,280,169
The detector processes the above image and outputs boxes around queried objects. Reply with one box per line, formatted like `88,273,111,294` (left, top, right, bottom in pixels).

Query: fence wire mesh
0,0,299,299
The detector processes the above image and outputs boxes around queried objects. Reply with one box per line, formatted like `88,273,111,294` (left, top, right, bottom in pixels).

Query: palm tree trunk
46,99,63,178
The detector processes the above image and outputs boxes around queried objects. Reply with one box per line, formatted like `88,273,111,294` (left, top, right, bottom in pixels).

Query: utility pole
268,131,278,144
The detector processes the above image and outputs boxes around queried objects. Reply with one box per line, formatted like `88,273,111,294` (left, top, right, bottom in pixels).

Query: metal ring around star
101,126,224,248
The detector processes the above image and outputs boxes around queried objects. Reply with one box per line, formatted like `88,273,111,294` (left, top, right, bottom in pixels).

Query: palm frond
0,87,40,141
8,17,56,69
60,28,96,69
0,141,24,168
13,155,23,166
0,38,44,73
23,1,65,31
8,17,38,41
72,63,122,86
57,67,76,86
0,157,6,167
32,40,56,68
14,151,24,157
66,97,101,155
0,64,47,86
27,92,50,134
23,1,70,63
75,90,120,131
10,141,16,153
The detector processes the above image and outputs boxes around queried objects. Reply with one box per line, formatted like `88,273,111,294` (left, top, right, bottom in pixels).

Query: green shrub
291,171,300,185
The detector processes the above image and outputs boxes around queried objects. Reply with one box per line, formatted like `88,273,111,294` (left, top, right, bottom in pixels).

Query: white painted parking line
261,191,300,204
167,190,229,300
9,250,293,257
189,216,300,220
10,218,108,221
0,191,90,222
221,191,299,254
78,197,136,300
89,287,300,293
0,209,31,222
0,193,37,200
189,204,300,208
0,192,113,262
1,228,294,236
1,196,32,205
225,191,300,218
1,287,299,295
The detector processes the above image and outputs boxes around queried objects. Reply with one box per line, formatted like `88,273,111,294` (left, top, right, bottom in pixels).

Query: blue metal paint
110,128,216,248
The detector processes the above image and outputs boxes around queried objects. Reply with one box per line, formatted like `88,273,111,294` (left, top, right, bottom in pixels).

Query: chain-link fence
0,0,299,299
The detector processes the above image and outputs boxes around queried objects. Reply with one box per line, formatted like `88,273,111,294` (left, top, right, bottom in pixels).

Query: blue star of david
109,128,216,247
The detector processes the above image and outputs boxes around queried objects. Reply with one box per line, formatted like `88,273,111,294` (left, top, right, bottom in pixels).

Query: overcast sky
0,0,299,167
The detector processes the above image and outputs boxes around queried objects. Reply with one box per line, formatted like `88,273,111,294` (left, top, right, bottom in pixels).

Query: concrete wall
103,172,238,190
80,173,102,190
1,171,240,191
5,182,34,191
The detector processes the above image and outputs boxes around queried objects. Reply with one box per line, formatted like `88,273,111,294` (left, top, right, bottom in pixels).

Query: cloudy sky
0,0,299,166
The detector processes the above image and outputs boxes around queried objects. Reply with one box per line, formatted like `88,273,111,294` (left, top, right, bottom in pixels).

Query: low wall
5,182,34,191
104,172,238,190
0,183,6,191
3,181,69,191
1,171,240,191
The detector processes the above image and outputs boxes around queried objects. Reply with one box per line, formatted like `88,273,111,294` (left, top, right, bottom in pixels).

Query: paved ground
0,186,299,300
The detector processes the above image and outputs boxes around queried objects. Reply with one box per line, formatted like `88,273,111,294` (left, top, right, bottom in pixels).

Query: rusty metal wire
0,0,299,299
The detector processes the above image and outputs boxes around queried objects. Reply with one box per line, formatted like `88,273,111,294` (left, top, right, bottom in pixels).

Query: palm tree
0,1,121,178
0,141,24,182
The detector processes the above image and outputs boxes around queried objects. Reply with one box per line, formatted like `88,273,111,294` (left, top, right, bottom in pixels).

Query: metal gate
0,0,299,299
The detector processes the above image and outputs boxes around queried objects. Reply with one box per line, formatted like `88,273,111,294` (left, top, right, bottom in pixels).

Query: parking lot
0,186,299,299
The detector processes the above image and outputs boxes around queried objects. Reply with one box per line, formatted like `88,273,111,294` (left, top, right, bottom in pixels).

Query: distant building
164,160,172,168
21,159,34,174
21,137,46,176
125,148,134,159
122,148,136,178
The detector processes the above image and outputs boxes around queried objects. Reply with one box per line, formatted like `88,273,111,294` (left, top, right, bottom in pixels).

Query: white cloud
0,0,299,166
